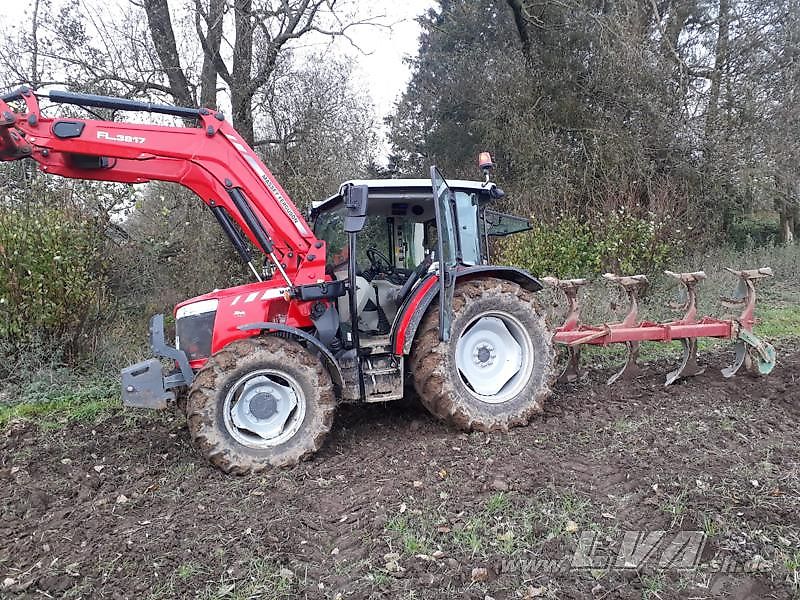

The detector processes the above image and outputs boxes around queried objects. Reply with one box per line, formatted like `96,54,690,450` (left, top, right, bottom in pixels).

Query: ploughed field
1,346,799,599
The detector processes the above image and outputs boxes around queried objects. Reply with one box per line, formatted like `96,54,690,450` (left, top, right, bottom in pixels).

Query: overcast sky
350,1,434,118
0,0,434,124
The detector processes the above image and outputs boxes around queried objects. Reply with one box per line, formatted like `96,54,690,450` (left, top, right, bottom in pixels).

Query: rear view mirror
489,185,505,200
344,184,368,233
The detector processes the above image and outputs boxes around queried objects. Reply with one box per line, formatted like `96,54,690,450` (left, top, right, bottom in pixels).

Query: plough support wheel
722,330,776,378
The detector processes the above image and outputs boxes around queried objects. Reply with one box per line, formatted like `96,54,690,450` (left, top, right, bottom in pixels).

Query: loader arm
0,87,326,287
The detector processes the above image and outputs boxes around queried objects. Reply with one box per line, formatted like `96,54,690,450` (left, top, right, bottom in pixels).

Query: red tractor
0,87,556,473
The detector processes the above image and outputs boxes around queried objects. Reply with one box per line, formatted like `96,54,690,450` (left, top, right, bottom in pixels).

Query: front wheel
186,336,336,474
410,278,556,432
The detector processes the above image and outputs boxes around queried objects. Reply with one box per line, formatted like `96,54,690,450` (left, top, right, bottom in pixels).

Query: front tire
410,277,556,432
186,336,335,474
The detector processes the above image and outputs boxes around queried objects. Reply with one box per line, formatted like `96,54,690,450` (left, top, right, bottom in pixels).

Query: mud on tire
185,336,335,474
410,277,556,432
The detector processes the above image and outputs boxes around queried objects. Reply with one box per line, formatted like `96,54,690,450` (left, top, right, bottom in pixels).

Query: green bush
501,210,676,278
501,215,599,278
0,204,108,357
596,211,675,275
727,215,780,249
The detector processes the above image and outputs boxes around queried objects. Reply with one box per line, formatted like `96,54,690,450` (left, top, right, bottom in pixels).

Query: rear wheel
410,278,555,431
186,336,335,474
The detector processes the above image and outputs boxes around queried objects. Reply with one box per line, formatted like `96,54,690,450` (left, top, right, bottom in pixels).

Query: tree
1,0,383,145
390,0,800,246
257,55,378,205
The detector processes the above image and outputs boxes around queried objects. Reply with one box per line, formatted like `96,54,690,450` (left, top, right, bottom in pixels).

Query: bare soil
1,345,799,599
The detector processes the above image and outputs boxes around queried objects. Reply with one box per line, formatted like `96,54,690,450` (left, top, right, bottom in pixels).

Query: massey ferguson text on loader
0,87,776,474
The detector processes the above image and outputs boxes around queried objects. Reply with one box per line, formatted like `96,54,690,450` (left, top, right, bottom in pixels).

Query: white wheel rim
223,369,306,448
455,312,534,404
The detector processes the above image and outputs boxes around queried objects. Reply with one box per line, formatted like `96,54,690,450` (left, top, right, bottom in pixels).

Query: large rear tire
410,277,555,432
186,336,335,474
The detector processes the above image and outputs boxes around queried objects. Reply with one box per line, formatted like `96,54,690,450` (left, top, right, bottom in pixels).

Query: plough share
544,268,776,386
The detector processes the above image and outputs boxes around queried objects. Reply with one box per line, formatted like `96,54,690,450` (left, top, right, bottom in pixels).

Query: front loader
0,87,557,473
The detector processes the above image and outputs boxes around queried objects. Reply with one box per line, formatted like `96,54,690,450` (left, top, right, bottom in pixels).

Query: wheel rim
455,312,535,403
223,369,306,448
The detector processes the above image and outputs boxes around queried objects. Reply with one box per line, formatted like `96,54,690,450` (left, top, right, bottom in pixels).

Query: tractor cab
310,173,531,338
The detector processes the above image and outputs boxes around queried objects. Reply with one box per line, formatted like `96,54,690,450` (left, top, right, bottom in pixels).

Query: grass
485,492,510,514
195,558,296,600
784,551,800,592
754,306,800,339
659,489,689,529
698,511,720,537
640,573,666,600
366,570,391,586
144,557,296,600
0,378,119,429
176,562,205,580
386,514,432,556
381,488,595,564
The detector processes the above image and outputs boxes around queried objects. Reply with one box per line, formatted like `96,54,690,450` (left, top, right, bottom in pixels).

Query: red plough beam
544,268,776,386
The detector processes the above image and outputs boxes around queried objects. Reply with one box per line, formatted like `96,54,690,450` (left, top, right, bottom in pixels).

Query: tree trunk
661,0,691,61
506,0,533,65
231,0,255,144
29,0,42,87
143,0,195,107
706,0,730,138
199,0,224,108
778,203,795,244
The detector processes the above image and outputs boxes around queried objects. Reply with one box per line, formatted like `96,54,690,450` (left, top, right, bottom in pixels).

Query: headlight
175,299,218,360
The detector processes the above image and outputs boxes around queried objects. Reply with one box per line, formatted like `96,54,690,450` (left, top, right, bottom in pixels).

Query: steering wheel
366,246,393,272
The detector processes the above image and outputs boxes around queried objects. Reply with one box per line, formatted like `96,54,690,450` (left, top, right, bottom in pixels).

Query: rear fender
391,266,543,355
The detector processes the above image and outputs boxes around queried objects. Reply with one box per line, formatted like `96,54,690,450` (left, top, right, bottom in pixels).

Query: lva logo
525,531,776,574
572,530,706,570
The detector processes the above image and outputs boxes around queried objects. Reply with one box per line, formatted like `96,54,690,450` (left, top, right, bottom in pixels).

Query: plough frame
545,268,777,385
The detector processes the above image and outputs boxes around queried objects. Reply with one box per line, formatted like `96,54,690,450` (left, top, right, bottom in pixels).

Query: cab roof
312,178,498,211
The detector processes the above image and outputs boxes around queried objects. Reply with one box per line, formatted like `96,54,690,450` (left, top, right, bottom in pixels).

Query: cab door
430,166,459,341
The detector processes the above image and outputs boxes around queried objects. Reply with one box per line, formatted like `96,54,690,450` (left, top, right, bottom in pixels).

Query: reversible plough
544,267,777,386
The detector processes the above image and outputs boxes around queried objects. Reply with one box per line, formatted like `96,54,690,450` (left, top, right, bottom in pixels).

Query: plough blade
607,341,644,385
558,346,582,383
542,276,588,383
722,341,748,378
722,330,776,378
664,338,704,386
602,273,648,385
720,268,775,379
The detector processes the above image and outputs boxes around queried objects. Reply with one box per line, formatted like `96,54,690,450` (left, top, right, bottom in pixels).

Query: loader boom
0,87,327,287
